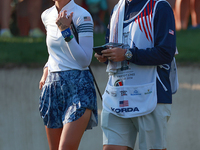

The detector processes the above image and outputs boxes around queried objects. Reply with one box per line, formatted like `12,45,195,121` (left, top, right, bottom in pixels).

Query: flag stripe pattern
119,100,129,107
134,0,156,42
77,23,93,33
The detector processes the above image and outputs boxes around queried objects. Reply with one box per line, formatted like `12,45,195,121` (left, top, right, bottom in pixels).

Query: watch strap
64,35,74,42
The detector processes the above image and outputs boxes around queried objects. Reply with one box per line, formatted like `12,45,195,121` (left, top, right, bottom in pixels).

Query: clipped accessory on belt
61,28,74,42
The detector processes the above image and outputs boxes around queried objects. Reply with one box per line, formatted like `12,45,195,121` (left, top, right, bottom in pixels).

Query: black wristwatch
64,35,74,42
125,49,133,60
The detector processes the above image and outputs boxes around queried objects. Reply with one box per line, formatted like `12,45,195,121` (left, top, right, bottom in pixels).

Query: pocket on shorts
164,104,171,121
154,104,172,121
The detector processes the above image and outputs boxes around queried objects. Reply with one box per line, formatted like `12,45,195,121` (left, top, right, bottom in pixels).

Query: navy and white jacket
105,0,176,104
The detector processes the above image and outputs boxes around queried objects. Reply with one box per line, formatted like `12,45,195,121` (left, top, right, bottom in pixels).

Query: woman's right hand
94,53,108,63
39,67,48,90
56,10,73,31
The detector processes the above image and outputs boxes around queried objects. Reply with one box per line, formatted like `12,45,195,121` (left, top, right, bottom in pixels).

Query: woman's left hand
56,10,73,31
39,67,48,90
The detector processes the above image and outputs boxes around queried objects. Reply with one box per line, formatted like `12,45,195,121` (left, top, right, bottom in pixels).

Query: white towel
106,0,125,74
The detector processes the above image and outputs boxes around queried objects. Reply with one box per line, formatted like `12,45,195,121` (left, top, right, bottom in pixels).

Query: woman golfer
39,0,98,149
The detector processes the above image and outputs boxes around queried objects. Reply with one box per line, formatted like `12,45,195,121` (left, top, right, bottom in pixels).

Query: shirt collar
60,0,75,12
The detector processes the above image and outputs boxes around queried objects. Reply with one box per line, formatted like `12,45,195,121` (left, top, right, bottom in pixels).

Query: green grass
0,37,48,67
0,29,199,67
0,33,106,67
175,29,200,63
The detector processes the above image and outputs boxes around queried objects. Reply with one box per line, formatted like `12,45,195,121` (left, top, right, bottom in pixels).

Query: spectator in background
175,0,200,30
175,0,190,30
190,0,200,28
85,0,108,33
74,0,108,33
16,0,45,37
0,0,46,37
0,0,13,37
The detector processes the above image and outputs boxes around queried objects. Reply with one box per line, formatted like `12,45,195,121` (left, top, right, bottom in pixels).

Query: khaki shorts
101,104,171,150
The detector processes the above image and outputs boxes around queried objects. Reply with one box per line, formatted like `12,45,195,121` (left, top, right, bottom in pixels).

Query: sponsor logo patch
111,91,117,97
111,107,139,113
144,89,152,95
131,90,142,96
120,90,127,96
114,79,123,86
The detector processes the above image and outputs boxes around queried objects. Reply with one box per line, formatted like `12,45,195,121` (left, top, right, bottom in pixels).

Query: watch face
64,35,73,42
65,36,71,42
125,50,133,60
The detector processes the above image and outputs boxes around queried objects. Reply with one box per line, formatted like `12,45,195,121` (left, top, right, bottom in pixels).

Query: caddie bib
102,0,164,118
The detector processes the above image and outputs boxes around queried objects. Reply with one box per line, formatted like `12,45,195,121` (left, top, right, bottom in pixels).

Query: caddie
95,0,177,149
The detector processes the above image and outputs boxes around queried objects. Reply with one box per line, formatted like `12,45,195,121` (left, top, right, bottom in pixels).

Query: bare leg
0,0,13,37
190,0,200,27
195,0,200,25
175,0,190,30
0,0,12,29
27,0,44,37
45,127,63,150
59,109,92,150
27,0,42,29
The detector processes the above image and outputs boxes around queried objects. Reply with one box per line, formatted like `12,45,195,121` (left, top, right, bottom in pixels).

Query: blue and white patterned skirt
39,69,98,129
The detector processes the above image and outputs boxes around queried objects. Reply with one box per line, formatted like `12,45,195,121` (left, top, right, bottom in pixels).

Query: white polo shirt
41,0,93,72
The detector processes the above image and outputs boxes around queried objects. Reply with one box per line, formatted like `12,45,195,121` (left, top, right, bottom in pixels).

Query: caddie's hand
56,10,73,31
101,47,126,62
94,53,108,63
